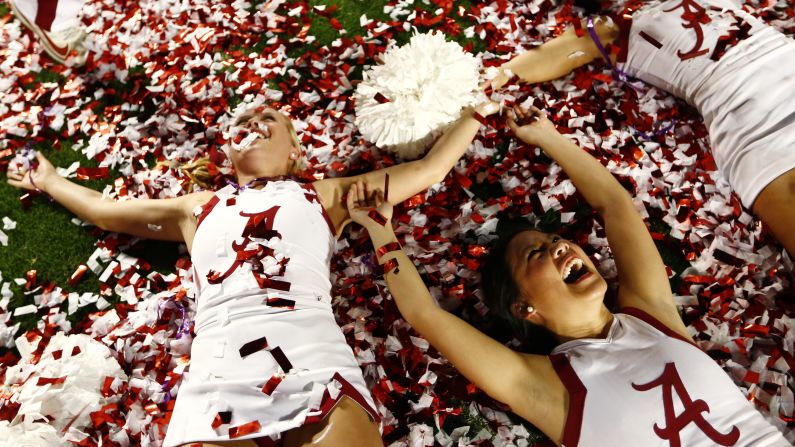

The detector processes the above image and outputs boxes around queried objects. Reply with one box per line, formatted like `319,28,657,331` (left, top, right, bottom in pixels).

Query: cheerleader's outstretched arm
493,17,619,89
315,101,499,235
508,105,690,340
345,180,568,443
6,151,209,245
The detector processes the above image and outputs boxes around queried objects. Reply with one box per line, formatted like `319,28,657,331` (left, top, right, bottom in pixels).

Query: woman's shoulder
182,189,216,203
177,190,217,214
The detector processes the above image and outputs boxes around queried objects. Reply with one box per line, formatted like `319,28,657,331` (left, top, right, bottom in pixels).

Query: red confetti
270,346,293,373
212,411,232,429
68,264,89,287
37,376,67,386
384,172,390,202
261,374,284,395
75,167,110,180
376,242,402,261
378,258,400,276
25,269,37,290
264,297,295,309
367,209,388,226
229,420,261,438
238,336,269,358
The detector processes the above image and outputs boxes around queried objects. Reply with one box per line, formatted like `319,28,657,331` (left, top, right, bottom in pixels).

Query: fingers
348,182,382,207
529,105,545,119
511,104,545,126
507,115,519,133
6,177,30,191
356,179,366,204
346,183,357,211
364,181,373,206
6,170,22,181
372,190,383,208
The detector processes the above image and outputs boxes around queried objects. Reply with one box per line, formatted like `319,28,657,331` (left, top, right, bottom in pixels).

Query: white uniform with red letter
550,308,788,447
163,180,379,447
618,0,795,208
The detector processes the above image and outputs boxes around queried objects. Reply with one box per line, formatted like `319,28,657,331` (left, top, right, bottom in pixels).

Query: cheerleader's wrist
366,224,398,249
473,100,499,118
365,222,396,240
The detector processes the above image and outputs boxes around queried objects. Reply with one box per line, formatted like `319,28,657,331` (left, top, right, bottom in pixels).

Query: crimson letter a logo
632,362,740,447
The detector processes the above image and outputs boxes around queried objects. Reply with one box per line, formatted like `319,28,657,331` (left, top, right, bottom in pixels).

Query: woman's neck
553,306,614,343
235,171,290,187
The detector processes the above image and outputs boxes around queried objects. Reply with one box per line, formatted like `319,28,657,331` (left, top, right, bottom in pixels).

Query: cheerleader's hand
507,105,560,147
347,179,394,230
348,180,392,229
6,150,58,193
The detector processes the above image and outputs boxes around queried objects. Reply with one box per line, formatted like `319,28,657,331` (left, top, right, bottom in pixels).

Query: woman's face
227,107,299,177
506,230,608,326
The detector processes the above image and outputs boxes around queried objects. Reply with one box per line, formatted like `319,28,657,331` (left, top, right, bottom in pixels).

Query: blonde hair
175,157,218,190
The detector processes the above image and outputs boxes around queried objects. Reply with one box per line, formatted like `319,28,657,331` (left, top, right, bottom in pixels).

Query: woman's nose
553,242,568,258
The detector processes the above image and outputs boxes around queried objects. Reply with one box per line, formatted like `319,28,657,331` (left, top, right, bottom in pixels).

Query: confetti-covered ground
1,0,794,445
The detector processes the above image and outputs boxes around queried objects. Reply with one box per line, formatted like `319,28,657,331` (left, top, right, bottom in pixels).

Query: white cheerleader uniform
163,180,379,447
550,308,788,446
618,0,795,207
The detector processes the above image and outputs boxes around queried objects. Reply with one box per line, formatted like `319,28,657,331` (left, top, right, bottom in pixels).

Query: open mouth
229,122,271,152
562,258,589,284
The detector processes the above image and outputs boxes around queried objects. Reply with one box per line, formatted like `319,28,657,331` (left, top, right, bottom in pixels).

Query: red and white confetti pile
0,0,794,445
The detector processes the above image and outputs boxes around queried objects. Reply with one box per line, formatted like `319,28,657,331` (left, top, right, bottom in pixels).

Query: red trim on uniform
549,353,586,447
620,307,696,346
207,374,379,447
196,195,220,229
35,0,58,32
305,183,337,235
303,372,381,425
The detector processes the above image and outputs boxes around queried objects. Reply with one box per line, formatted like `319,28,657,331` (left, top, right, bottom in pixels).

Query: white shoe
8,0,87,66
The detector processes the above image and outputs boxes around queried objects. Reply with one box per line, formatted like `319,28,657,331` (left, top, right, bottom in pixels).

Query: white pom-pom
1,333,127,437
355,31,482,159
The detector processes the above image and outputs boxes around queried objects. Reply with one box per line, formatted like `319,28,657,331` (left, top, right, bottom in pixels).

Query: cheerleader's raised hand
346,179,394,230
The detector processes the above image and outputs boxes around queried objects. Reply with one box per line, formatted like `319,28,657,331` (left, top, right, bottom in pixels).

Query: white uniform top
163,180,378,447
550,308,788,447
620,0,795,207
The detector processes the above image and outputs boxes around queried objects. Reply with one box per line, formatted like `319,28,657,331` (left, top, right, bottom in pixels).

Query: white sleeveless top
550,309,788,447
620,0,795,207
191,180,337,323
163,180,379,447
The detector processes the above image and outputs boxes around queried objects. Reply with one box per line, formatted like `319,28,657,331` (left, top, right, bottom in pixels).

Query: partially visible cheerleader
8,0,87,65
497,0,795,256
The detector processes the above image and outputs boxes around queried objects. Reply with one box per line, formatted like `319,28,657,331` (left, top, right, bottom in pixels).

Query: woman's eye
527,249,542,260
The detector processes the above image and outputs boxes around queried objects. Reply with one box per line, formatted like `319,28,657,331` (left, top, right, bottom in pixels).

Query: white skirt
162,304,379,446
695,26,795,207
